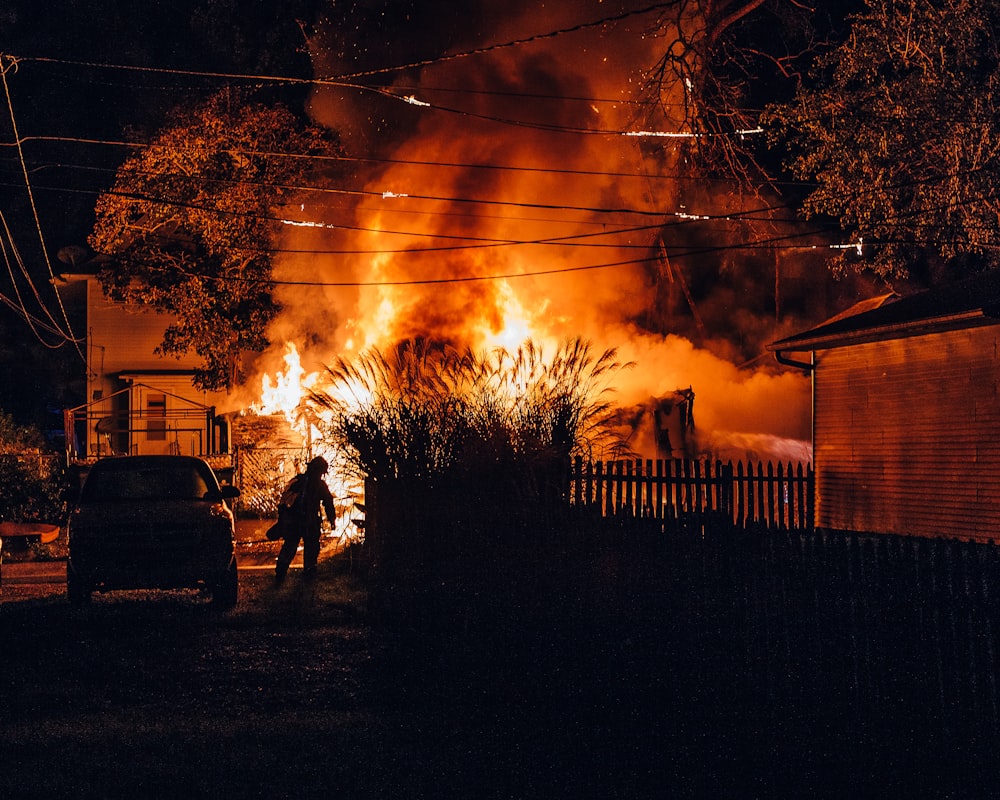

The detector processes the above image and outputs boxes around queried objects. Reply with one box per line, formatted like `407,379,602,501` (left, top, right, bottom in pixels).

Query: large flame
254,343,318,422
243,1,818,465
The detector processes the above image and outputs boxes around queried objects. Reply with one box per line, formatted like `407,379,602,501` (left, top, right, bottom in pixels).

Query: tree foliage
0,410,45,453
765,0,1000,280
88,91,342,389
0,410,64,523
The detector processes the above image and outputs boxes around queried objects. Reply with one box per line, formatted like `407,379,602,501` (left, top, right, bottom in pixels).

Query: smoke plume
249,1,866,461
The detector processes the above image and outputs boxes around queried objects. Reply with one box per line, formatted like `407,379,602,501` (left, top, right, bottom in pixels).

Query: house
768,273,1000,543
53,265,233,463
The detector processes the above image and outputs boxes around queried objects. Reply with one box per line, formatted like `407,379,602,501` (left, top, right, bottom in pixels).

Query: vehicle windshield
81,461,216,502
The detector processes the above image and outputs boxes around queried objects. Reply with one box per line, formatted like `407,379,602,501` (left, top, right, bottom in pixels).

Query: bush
0,411,66,524
0,454,66,524
311,338,632,483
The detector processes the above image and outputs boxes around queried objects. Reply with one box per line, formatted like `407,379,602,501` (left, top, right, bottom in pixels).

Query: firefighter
275,456,337,583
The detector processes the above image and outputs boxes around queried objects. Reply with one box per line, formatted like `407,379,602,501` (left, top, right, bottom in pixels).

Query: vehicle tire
66,564,91,604
210,559,238,610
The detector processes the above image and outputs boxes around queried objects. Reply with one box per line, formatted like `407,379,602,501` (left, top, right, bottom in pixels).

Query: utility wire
0,209,71,348
333,2,677,80
0,284,75,340
0,56,85,358
0,134,773,186
0,1,767,142
82,183,810,253
122,225,849,290
5,152,993,258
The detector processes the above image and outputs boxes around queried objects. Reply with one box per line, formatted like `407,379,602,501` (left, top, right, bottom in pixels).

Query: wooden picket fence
568,457,814,530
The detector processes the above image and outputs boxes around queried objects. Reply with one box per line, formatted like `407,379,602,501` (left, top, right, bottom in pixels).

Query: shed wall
815,325,1000,541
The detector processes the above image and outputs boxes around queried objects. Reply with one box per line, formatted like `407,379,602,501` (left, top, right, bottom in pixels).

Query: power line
0,134,767,186
6,146,995,258
0,57,84,358
86,183,813,254
332,2,676,80
116,224,859,292
0,208,76,349
0,284,76,341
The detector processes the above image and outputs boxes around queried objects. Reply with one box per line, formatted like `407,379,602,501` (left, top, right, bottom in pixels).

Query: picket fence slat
569,457,815,530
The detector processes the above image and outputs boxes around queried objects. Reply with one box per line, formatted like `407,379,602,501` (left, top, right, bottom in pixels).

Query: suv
67,455,239,608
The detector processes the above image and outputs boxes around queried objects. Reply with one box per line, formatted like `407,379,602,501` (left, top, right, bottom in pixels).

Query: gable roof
768,272,1000,354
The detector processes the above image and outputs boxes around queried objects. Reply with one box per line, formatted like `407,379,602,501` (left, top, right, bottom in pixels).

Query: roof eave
767,309,994,354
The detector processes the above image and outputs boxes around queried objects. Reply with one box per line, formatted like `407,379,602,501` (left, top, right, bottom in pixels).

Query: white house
54,265,233,462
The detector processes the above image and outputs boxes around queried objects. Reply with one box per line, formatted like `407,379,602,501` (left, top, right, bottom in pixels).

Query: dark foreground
3,540,1000,799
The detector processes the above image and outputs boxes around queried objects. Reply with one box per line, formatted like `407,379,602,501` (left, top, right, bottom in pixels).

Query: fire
251,343,364,543
253,342,318,423
244,3,816,467
480,279,546,352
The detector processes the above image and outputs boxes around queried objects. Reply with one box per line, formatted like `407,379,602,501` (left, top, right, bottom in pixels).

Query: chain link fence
233,446,309,518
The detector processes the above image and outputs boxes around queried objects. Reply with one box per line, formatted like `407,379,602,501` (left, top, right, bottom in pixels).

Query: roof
768,272,1000,353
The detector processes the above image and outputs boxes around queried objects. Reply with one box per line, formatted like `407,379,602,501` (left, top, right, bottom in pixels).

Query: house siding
88,281,184,378
815,325,1000,541
75,278,231,458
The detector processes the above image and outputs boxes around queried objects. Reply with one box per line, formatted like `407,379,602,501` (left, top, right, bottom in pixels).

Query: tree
88,90,342,390
765,0,1000,281
644,0,856,186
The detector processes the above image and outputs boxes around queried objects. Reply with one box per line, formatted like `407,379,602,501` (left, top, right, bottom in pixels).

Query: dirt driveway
1,563,392,798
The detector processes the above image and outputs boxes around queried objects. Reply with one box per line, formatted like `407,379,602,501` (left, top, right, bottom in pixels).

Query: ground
0,547,749,799
3,534,1000,798
5,543,690,799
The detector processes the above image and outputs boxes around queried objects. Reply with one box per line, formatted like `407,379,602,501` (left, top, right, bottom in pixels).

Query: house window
147,394,166,440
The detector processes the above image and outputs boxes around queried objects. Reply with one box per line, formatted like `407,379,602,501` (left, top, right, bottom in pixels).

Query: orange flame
246,3,815,466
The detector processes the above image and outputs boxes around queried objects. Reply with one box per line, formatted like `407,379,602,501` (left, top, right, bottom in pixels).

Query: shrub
0,411,66,523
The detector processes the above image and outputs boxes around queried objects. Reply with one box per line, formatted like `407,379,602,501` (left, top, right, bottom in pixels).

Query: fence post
766,461,776,529
735,460,746,529
777,461,787,529
573,455,583,510
720,461,734,524
624,459,635,517
643,458,654,518
655,459,665,519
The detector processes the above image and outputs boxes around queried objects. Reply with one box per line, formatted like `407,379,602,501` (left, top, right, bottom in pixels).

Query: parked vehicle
67,455,239,608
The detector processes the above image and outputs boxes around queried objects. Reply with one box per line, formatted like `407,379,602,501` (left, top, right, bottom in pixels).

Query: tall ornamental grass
308,337,632,488
307,338,633,611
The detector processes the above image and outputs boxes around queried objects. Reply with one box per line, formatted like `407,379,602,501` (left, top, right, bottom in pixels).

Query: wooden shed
768,273,1000,542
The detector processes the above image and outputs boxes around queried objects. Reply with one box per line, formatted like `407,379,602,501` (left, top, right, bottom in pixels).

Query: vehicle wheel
66,565,91,604
211,559,238,610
